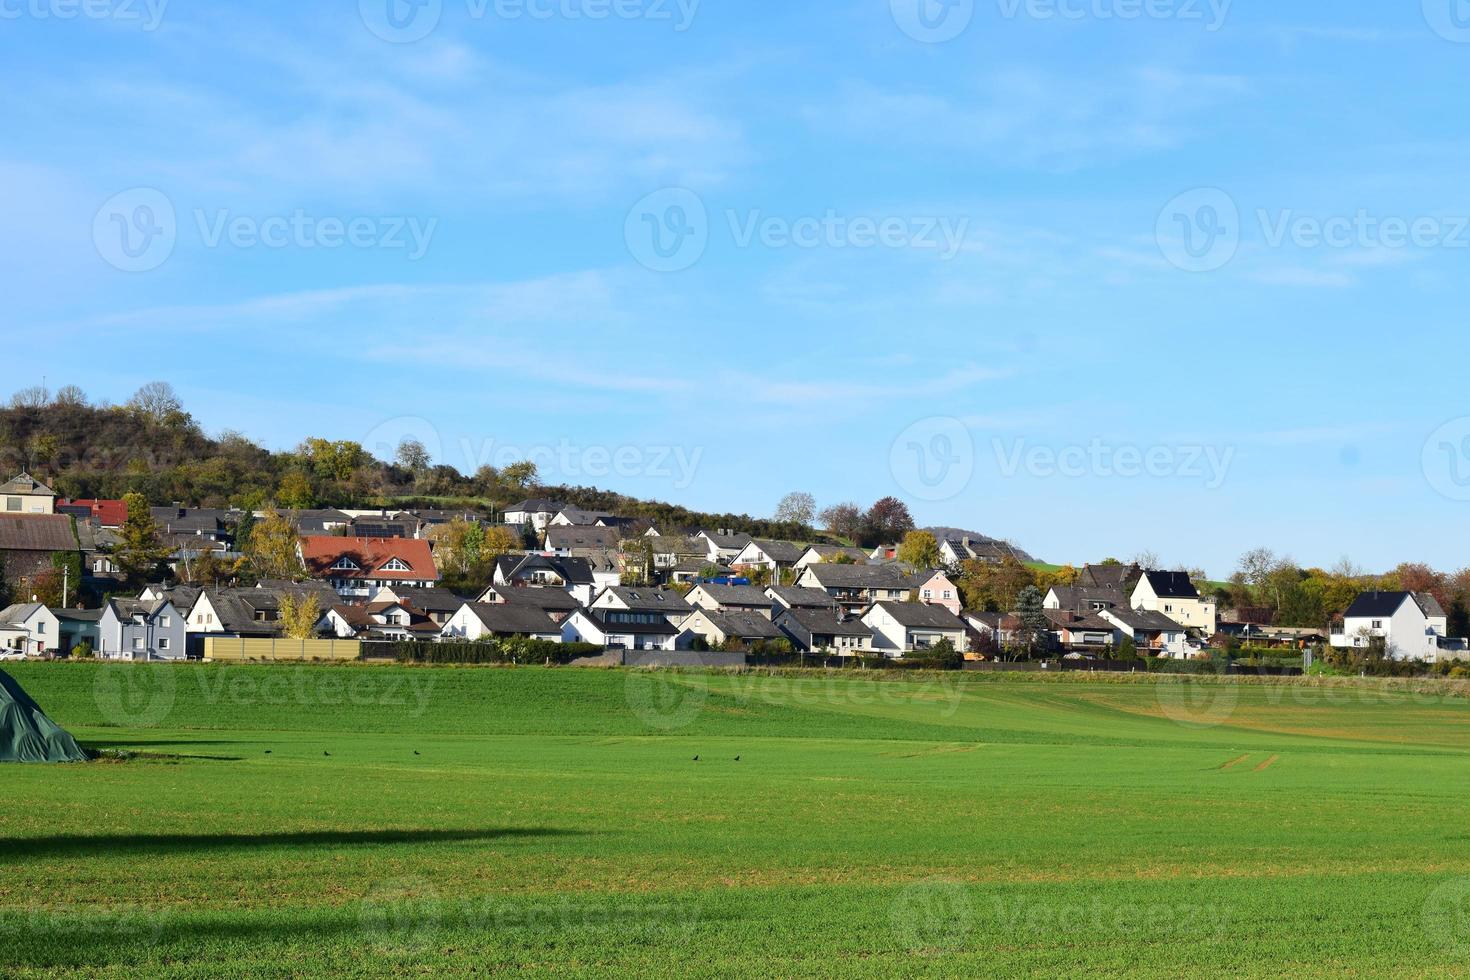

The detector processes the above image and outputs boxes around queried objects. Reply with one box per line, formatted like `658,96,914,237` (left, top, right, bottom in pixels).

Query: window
160,616,171,628
132,637,144,650
331,557,360,571
1372,620,1383,629
382,558,412,572
37,622,46,634
5,497,18,511
158,638,170,650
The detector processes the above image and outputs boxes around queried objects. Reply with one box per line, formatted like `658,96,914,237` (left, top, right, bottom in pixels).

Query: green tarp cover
0,669,87,763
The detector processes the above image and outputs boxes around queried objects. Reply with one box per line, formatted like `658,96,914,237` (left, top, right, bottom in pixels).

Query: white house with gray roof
98,598,185,661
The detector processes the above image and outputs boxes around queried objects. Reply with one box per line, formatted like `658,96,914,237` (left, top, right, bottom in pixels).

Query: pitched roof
380,586,466,614
867,601,966,631
0,473,55,497
1141,570,1200,600
108,598,171,621
740,539,806,563
486,586,582,614
1344,591,1429,619
506,498,564,515
1078,563,1143,590
776,607,874,638
545,525,621,551
1042,608,1115,631
0,514,77,553
699,531,753,550
802,563,915,590
577,609,680,636
695,609,783,641
299,536,438,581
56,499,129,526
1104,607,1184,631
554,506,614,526
0,603,45,624
495,553,595,586
460,603,559,635
1048,585,1126,611
689,583,771,608
767,586,838,609
597,587,691,613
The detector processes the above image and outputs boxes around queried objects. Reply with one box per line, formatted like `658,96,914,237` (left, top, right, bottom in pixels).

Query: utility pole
62,563,69,608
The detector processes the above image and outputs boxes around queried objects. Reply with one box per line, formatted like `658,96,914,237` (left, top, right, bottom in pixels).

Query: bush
391,639,604,665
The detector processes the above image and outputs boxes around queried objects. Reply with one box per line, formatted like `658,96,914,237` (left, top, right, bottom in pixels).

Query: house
477,584,582,624
0,622,29,657
730,539,806,576
1042,608,1117,652
1077,563,1143,591
914,570,962,615
861,601,968,657
54,608,103,656
1131,571,1216,635
150,507,233,544
369,586,466,626
549,506,615,527
795,563,916,614
667,558,718,585
560,608,684,651
56,498,128,528
285,508,355,536
766,586,839,613
681,609,784,649
440,603,562,643
298,536,439,599
0,473,57,514
322,600,440,641
97,598,185,661
696,530,753,563
0,603,61,656
774,607,875,657
793,545,868,571
684,583,774,620
184,584,336,640
590,586,693,627
0,514,79,588
938,536,1017,567
963,610,1019,649
503,499,564,532
492,554,597,606
1331,591,1457,661
646,536,708,572
1098,607,1189,658
1045,585,1126,615
544,525,621,554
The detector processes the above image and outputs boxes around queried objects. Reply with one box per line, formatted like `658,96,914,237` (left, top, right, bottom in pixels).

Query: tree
395,438,431,473
897,530,942,570
53,385,87,408
774,492,816,527
114,492,173,586
9,385,49,409
1132,550,1160,570
279,592,322,640
277,471,315,510
819,502,864,542
482,525,522,559
501,460,539,492
127,381,183,423
861,497,915,546
246,509,303,581
1013,585,1050,658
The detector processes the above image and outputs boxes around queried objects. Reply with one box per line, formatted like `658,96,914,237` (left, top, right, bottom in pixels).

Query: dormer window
382,558,412,573
331,557,360,571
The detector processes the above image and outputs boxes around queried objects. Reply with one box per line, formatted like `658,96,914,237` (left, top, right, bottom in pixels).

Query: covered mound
0,669,87,763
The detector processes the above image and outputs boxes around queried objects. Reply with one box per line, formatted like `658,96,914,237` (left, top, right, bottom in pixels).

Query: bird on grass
323,751,331,757
264,750,272,755
734,756,741,762
693,755,700,762
413,751,420,756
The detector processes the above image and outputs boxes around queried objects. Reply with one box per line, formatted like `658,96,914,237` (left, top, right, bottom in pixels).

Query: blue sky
3,0,1469,577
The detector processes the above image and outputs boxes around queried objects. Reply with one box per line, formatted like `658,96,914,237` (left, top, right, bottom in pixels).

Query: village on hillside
2,466,1461,671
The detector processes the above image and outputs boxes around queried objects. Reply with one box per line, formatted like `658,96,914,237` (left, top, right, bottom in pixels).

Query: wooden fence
203,637,362,663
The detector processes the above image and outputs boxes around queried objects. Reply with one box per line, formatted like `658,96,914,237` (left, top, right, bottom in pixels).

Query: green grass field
5,663,1470,977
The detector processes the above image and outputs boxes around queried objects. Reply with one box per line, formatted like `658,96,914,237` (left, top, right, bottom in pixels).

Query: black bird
323,751,331,757
693,755,700,762
413,751,420,756
734,756,741,762
264,750,272,755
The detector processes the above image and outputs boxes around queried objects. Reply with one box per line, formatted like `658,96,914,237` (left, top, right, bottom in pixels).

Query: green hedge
390,639,604,665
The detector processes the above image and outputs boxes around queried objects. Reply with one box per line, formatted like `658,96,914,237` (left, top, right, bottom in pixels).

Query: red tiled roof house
297,536,439,600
